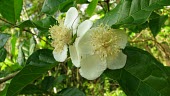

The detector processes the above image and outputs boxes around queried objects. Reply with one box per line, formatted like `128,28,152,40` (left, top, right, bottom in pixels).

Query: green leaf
123,21,149,33
6,49,58,96
76,0,88,4
104,47,170,96
55,75,67,89
17,43,25,66
56,75,67,84
18,16,56,31
0,0,23,23
18,20,35,29
0,48,7,62
29,37,36,55
41,76,55,91
149,15,168,37
10,34,17,56
57,87,85,96
41,0,74,15
0,33,10,49
19,84,46,95
95,0,170,26
34,16,56,31
0,33,9,62
86,0,99,16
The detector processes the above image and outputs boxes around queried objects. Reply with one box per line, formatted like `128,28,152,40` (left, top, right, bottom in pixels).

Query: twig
129,38,153,43
2,62,13,71
22,29,52,46
130,38,169,62
0,71,19,84
0,17,51,46
0,18,16,27
99,1,107,13
153,38,169,58
131,32,143,42
105,0,110,12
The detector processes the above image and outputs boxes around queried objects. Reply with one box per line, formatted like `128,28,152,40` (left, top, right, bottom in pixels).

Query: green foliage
57,87,85,96
41,76,55,91
19,16,56,32
0,33,10,62
6,49,58,96
0,33,10,49
149,14,168,37
105,47,170,96
86,0,99,16
17,43,25,66
0,0,170,96
41,0,74,15
19,84,46,95
0,48,7,62
95,0,170,26
0,0,23,23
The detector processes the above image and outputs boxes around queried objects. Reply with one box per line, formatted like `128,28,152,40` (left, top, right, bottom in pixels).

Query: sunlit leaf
0,0,23,23
10,34,17,57
17,43,25,66
76,0,88,4
6,49,58,96
86,0,99,16
29,37,36,55
95,0,170,26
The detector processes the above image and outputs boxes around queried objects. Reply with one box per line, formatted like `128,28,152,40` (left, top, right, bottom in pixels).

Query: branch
105,0,110,12
0,17,51,46
130,38,170,65
0,18,16,27
0,71,19,84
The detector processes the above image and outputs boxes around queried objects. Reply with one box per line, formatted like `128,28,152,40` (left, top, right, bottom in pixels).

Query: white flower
69,20,93,67
71,25,128,80
49,7,80,62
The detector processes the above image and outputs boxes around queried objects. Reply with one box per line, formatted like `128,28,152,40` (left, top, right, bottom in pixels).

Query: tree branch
0,71,19,84
0,17,51,46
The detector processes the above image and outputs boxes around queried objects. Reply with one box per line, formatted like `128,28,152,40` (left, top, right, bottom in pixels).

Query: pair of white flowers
49,7,127,80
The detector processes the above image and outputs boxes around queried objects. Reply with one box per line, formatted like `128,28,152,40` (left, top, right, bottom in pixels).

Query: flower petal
72,16,80,35
69,44,80,67
64,7,79,29
107,51,127,69
77,29,94,55
113,29,127,49
77,20,93,37
79,54,107,80
53,45,68,62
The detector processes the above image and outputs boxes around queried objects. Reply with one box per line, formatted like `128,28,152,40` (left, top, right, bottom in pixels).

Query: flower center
91,25,120,59
49,20,72,53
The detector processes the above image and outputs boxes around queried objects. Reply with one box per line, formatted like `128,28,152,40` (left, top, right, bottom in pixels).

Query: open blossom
49,7,80,62
49,7,93,62
71,25,128,80
69,20,93,67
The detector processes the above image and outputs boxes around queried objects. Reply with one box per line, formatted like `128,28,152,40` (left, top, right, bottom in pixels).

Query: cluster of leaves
0,0,170,96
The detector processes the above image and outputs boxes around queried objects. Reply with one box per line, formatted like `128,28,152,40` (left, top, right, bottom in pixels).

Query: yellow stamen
49,20,72,53
91,25,120,59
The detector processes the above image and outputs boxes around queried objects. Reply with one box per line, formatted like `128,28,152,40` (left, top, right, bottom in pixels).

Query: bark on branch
0,71,19,84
